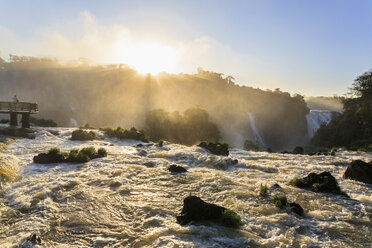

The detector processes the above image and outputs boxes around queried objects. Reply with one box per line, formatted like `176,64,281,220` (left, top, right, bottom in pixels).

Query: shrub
71,129,96,141
145,108,221,145
220,209,242,228
288,178,306,187
80,147,97,158
0,119,9,124
34,147,107,164
102,126,148,142
272,194,287,208
198,141,229,156
30,116,58,127
97,148,108,157
259,183,268,196
47,147,66,163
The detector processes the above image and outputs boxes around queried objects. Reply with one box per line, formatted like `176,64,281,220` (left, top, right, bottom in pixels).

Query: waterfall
247,112,266,148
306,110,335,138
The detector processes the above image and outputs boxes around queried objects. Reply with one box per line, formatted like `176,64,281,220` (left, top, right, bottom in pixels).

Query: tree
351,70,372,97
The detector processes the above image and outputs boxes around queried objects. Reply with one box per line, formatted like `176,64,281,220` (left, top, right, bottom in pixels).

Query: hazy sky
1,0,372,96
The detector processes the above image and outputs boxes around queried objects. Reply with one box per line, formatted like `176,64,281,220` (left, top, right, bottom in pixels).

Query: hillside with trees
0,55,309,150
311,70,372,151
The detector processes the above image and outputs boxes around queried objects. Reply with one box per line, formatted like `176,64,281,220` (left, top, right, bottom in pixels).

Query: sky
1,0,372,96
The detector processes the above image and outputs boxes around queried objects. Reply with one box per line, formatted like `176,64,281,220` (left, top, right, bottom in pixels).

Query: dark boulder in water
33,153,50,164
288,202,304,216
198,142,229,156
177,196,241,228
168,165,187,173
343,160,372,184
292,146,304,154
289,171,348,197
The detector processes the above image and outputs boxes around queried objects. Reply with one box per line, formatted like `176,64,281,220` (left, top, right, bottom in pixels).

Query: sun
121,42,177,74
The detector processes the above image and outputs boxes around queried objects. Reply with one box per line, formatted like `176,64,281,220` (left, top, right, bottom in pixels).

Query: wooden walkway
0,101,38,128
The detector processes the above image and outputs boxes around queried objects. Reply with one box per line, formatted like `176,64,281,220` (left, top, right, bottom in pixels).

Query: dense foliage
101,127,148,142
30,116,58,127
33,146,107,164
0,56,309,150
311,70,372,150
145,108,221,145
71,129,96,141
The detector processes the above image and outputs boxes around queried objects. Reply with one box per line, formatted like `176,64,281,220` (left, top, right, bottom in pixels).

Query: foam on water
0,127,371,247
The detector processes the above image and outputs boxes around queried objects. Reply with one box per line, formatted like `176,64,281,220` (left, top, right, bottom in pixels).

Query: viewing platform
0,101,38,128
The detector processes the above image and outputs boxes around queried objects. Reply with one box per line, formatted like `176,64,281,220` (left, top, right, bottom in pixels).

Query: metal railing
0,101,38,113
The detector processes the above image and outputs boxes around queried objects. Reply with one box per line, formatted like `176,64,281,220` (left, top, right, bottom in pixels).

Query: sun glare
122,43,177,74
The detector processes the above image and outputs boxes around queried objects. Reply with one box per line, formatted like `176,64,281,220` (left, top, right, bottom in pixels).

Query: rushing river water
0,128,371,247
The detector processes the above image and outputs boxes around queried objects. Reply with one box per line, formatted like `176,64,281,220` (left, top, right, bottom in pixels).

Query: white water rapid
0,127,371,247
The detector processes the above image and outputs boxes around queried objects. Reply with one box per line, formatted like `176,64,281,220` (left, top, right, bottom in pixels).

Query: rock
289,171,348,197
198,142,229,156
137,150,147,156
136,144,143,147
168,165,187,173
28,233,41,245
143,161,156,167
343,160,372,184
288,202,304,216
292,146,304,154
33,153,50,164
270,183,281,189
176,196,241,228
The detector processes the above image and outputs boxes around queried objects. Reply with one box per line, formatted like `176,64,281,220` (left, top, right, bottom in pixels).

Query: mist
0,56,311,151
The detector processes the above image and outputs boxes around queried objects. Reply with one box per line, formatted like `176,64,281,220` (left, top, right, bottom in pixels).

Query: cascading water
247,112,266,148
0,127,371,247
306,110,336,138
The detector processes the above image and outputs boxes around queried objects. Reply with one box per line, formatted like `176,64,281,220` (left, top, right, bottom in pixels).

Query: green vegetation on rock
289,171,348,197
272,194,287,208
33,146,107,164
71,129,96,141
101,127,148,142
220,209,242,228
259,183,268,196
198,141,229,156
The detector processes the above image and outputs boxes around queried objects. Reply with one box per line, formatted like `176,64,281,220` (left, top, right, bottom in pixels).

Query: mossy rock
71,129,96,141
102,126,148,142
176,196,241,228
33,146,107,164
289,171,348,197
198,142,229,156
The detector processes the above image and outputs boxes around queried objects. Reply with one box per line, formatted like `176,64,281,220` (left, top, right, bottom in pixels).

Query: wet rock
288,202,304,216
289,171,348,197
136,144,143,147
270,183,281,189
343,160,372,184
168,165,187,173
158,140,164,147
176,196,241,228
292,146,304,154
198,142,229,156
143,161,156,167
27,233,41,245
33,153,50,164
137,150,147,156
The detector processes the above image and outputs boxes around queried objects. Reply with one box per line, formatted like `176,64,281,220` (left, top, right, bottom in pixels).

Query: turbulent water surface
0,127,371,247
